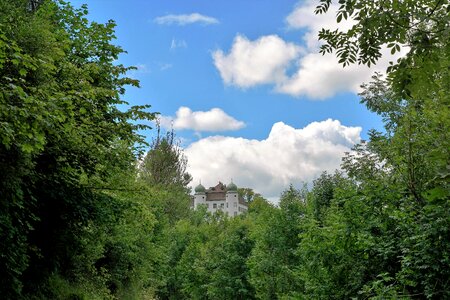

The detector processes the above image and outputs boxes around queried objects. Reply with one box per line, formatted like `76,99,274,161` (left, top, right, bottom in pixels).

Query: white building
193,182,248,216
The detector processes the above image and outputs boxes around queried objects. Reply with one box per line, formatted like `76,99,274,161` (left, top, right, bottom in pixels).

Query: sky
70,0,402,201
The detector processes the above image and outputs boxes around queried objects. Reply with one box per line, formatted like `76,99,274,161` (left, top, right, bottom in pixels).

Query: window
206,203,209,208
213,203,217,209
234,212,237,216
226,203,228,208
220,203,224,209
234,202,237,208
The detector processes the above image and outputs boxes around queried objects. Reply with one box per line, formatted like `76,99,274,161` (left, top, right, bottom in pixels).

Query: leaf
21,143,34,153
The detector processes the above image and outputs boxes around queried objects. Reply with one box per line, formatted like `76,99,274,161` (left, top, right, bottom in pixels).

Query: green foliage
137,124,193,229
205,217,255,300
238,187,264,203
1,0,448,298
315,0,450,67
139,123,192,190
310,171,346,223
0,0,156,298
247,185,305,299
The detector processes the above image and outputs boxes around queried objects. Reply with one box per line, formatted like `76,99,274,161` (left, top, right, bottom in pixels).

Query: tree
0,0,155,297
238,187,259,203
139,122,192,189
310,171,346,223
303,2,450,297
247,185,305,299
206,217,255,300
315,0,450,67
138,122,193,224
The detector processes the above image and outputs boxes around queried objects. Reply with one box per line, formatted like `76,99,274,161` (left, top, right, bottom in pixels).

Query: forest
0,0,449,299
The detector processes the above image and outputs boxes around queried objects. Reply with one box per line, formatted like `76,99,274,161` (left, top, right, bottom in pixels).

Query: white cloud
276,52,381,99
185,119,361,199
154,13,219,26
170,38,187,50
135,64,149,72
159,63,173,71
278,0,407,99
212,34,302,88
285,0,355,51
160,106,245,132
127,64,150,79
212,1,407,99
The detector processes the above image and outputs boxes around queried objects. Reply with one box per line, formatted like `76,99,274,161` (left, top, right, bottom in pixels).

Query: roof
194,183,206,193
201,182,247,206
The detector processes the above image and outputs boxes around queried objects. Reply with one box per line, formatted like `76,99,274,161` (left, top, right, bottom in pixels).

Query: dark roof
209,182,227,192
203,182,247,206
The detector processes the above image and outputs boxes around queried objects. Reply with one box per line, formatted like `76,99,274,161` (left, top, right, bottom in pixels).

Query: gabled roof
201,182,247,206
209,182,226,192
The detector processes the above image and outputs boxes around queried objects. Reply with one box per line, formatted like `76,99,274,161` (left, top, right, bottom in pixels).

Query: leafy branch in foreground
315,0,450,67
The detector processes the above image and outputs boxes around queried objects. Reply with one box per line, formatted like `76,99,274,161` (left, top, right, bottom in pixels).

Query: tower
225,181,238,216
193,183,206,209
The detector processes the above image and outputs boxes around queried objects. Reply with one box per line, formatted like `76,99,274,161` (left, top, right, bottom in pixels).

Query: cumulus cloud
212,34,302,88
278,0,408,98
285,0,355,51
160,106,245,132
154,13,219,26
185,119,361,199
276,51,386,99
212,1,407,99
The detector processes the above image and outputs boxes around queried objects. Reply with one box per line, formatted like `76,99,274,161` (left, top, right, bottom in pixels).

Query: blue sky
71,0,398,200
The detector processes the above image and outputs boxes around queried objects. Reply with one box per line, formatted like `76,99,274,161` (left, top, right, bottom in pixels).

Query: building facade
193,182,248,216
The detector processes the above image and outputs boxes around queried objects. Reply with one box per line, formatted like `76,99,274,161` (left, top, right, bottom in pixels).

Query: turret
194,183,206,194
193,183,206,208
226,181,239,216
